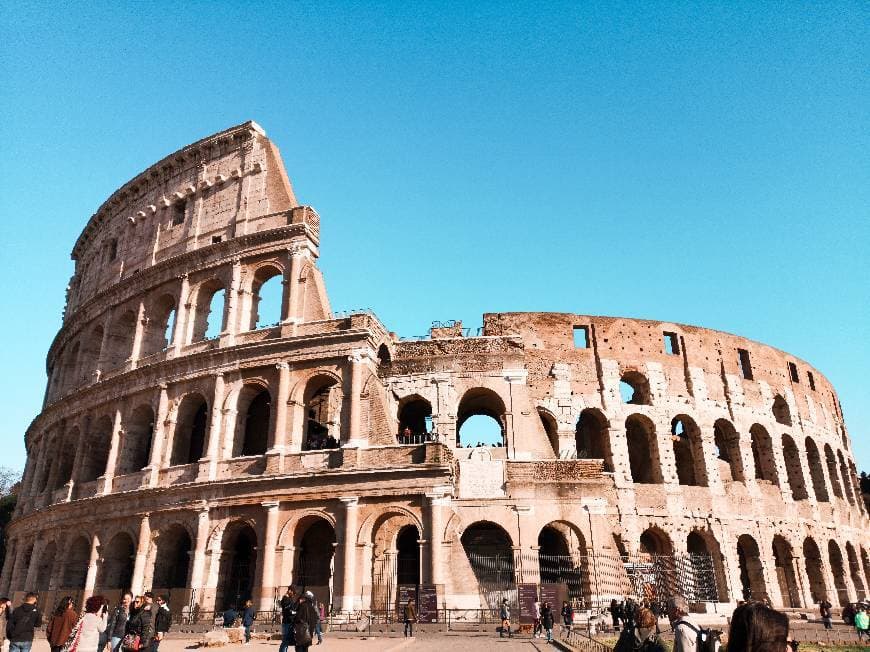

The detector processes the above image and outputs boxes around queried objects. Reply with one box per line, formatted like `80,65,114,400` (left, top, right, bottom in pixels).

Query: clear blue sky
1,2,867,477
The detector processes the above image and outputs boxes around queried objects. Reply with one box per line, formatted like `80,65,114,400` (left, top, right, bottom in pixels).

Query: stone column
337,497,360,611
129,300,147,368
0,539,17,595
100,406,125,495
201,374,226,481
6,543,27,595
220,258,242,346
129,514,151,594
283,244,309,331
173,274,191,355
188,505,211,606
27,443,48,498
279,545,296,590
345,350,371,447
425,492,450,587
258,501,281,611
94,312,113,381
83,534,102,602
23,538,47,591
69,413,91,487
792,552,816,609
145,384,170,487
266,363,291,473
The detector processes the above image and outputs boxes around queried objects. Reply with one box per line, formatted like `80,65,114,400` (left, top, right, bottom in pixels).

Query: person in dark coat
106,593,132,652
292,594,318,652
241,600,255,645
151,596,171,652
222,605,237,628
124,593,155,651
609,599,621,631
278,588,298,652
541,602,555,643
7,593,43,652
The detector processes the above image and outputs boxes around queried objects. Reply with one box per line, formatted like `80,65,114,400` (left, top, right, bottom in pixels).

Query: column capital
348,349,374,364
339,496,360,508
288,243,313,259
262,500,280,510
275,361,291,371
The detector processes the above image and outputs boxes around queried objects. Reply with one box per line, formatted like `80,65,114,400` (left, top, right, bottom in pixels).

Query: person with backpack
499,598,512,638
6,593,42,652
614,607,664,652
854,605,869,642
819,598,833,629
668,596,698,652
560,601,574,629
278,587,298,652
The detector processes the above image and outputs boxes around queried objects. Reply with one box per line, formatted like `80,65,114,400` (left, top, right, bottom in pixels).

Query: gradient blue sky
1,2,867,476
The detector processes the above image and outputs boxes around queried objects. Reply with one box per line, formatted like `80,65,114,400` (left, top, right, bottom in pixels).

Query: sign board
397,584,417,618
540,583,565,610
417,585,438,623
518,583,539,624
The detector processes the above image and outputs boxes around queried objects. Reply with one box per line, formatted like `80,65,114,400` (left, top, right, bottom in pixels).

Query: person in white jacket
77,596,108,652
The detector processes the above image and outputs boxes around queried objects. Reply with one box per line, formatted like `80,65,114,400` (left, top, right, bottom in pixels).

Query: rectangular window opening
788,361,799,383
172,202,186,226
737,348,753,380
807,371,816,391
663,331,680,355
211,235,222,244
573,325,589,349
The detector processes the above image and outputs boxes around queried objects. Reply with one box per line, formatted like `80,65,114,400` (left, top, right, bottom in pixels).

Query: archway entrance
461,522,515,608
772,536,801,608
802,537,827,604
98,533,135,590
537,525,587,606
828,540,848,607
685,531,726,605
62,537,90,589
217,523,258,609
152,525,192,591
737,535,767,602
294,518,336,607
396,526,421,586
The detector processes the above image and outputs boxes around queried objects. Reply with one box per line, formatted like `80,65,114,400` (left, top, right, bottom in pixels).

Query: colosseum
2,121,868,624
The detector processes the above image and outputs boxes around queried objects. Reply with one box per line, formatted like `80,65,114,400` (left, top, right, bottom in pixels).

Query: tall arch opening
119,405,155,474
804,438,828,502
802,537,827,604
152,524,192,590
79,326,103,384
142,294,177,356
636,527,677,604
619,371,651,405
538,408,559,455
105,310,137,369
53,427,78,489
772,536,801,608
217,522,258,609
782,435,808,501
62,537,91,589
397,395,432,442
248,266,283,330
626,414,662,484
303,375,341,450
824,444,843,498
98,532,135,590
838,451,855,504
772,395,791,426
294,518,336,604
537,524,587,605
845,542,866,600
457,388,506,447
750,425,779,485
686,531,728,604
461,522,515,606
396,525,421,587
79,416,113,483
35,541,58,591
575,409,613,471
170,394,208,466
713,419,744,482
192,280,226,342
234,386,271,457
828,540,848,607
671,415,707,487
737,534,767,602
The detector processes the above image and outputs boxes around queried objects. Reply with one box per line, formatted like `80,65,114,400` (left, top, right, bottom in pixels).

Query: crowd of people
0,592,171,652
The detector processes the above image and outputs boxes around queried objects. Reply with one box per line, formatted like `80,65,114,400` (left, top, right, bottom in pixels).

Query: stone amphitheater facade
2,121,868,619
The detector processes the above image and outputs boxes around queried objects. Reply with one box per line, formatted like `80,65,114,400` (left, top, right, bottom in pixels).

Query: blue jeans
315,620,322,643
10,642,33,652
244,625,251,642
110,636,123,652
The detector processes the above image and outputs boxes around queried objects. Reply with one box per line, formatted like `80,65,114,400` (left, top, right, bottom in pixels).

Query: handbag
293,622,312,646
121,633,141,651
61,616,84,652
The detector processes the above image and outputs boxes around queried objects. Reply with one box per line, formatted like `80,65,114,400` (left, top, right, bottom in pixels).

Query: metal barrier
559,627,614,652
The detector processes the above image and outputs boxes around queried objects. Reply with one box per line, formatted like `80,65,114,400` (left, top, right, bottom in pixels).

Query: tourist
533,597,542,638
819,598,833,629
46,597,78,652
609,598,621,631
403,597,416,637
314,600,324,645
106,593,132,652
560,600,574,629
78,597,108,652
241,599,255,645
124,593,154,652
727,602,789,652
151,595,171,652
667,596,699,652
499,598,512,638
278,587,298,652
6,592,42,652
0,597,11,652
614,607,663,652
292,593,318,652
541,602,555,643
854,605,869,642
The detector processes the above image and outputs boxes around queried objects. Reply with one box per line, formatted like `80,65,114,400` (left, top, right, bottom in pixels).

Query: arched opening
303,375,341,450
772,395,791,426
845,542,866,600
79,416,113,483
838,451,855,504
537,525,586,604
671,415,706,487
62,537,91,589
61,342,80,394
637,527,677,604
538,408,559,455
828,540,848,607
772,536,801,607
626,414,662,484
170,394,208,466
457,388,506,447
640,527,673,556
804,438,828,502
377,344,391,366
294,518,336,603
686,531,728,604
461,522,515,605
192,280,226,342
79,326,103,384
737,534,767,602
119,405,155,474
98,532,135,590
861,548,870,599
619,371,651,405
713,419,745,482
105,310,137,369
802,537,827,604
35,541,58,591
782,435,808,501
152,525,192,590
396,525,421,586
142,294,177,356
575,409,613,471
824,444,843,499
750,424,779,485
248,267,283,330
397,395,432,442
217,522,258,609
54,427,78,489
234,387,271,457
